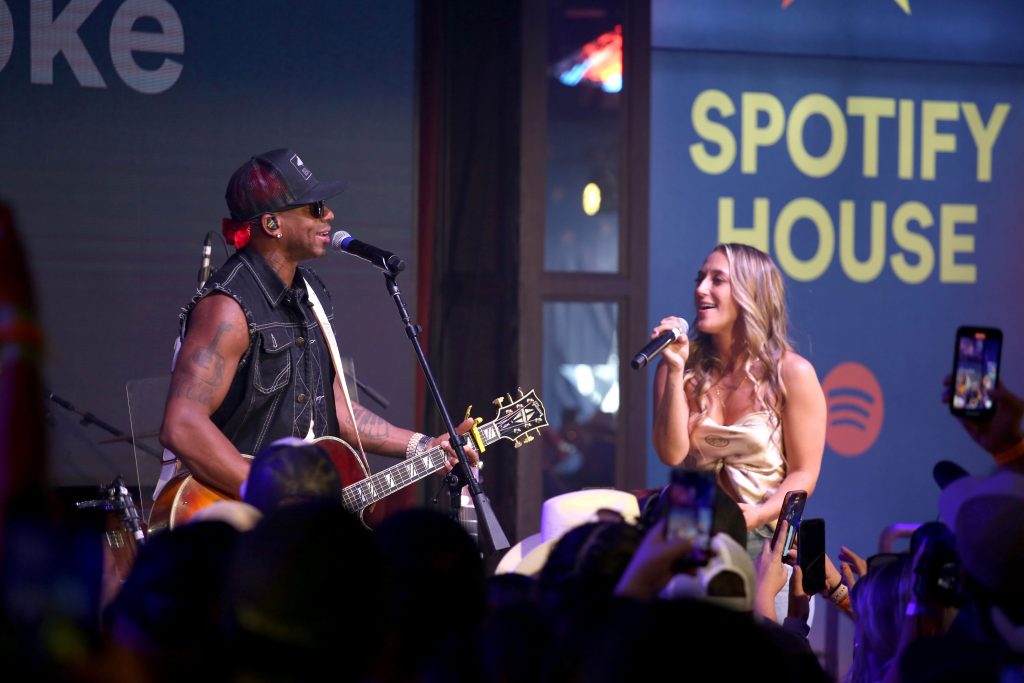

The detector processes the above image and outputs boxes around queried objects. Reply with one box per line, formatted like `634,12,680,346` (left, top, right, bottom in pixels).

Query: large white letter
0,1,13,73
110,0,183,94
30,0,105,87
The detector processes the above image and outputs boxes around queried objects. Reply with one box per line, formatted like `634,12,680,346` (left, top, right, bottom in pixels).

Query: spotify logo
822,362,884,457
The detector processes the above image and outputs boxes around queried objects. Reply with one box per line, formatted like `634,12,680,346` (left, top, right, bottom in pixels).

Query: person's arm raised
159,295,252,497
652,316,692,466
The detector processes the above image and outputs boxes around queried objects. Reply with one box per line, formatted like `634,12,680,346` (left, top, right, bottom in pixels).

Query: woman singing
651,243,826,550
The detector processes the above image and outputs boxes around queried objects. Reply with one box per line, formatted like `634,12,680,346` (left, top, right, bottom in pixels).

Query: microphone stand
48,392,162,461
381,270,509,552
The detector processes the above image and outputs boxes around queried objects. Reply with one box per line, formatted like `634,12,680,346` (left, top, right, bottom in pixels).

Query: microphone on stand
331,231,406,274
630,319,689,370
198,233,213,288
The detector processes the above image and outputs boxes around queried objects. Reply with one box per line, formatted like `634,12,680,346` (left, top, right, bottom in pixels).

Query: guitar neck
340,421,504,514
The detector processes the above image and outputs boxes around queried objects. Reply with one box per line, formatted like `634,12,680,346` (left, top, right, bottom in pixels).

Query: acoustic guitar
148,389,547,533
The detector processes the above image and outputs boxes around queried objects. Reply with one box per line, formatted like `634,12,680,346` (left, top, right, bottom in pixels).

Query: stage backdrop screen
0,1,417,498
649,0,1024,557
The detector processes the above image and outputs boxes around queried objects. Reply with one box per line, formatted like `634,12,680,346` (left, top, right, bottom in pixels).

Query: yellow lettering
961,103,1010,182
846,97,896,178
689,89,737,175
898,99,915,180
920,100,959,181
890,201,934,284
717,197,770,252
839,200,887,282
741,93,785,175
939,204,977,283
774,198,835,281
787,94,847,178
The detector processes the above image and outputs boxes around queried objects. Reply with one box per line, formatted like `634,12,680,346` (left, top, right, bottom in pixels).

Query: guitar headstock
491,388,548,447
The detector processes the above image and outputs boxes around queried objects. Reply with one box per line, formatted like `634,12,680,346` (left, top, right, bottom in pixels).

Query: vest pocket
254,330,293,394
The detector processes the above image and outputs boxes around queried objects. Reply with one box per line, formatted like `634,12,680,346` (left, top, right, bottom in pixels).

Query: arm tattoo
169,377,215,405
189,322,230,386
170,322,234,406
352,403,391,440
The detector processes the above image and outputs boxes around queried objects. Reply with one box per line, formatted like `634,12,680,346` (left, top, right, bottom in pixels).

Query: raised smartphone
798,518,827,595
664,469,716,567
950,326,1002,420
771,490,807,566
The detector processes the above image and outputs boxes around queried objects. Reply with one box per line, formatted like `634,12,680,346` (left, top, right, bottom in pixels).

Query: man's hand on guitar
431,417,480,472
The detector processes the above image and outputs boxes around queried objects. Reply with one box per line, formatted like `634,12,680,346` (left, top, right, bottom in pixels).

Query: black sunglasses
282,199,325,219
305,200,326,219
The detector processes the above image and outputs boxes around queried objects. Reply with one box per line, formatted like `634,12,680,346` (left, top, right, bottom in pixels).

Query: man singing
159,148,468,502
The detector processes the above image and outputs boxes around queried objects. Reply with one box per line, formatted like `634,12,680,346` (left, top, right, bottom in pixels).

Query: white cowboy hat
494,488,641,576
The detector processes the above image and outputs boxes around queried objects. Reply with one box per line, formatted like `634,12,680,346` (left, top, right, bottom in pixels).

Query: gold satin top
684,411,786,536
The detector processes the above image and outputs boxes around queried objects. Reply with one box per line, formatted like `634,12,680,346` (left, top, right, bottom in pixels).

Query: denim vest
180,249,340,456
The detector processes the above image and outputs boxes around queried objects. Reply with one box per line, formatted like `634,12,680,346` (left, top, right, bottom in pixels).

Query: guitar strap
303,277,371,477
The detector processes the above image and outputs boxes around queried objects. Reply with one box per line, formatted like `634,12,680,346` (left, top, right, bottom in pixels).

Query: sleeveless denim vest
180,249,340,456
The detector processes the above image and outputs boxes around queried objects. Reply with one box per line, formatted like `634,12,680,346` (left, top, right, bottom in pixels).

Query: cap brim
292,179,347,205
939,468,1024,527
494,532,546,575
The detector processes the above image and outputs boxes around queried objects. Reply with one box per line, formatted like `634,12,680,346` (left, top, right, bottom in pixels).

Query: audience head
538,519,644,607
223,502,385,682
242,437,342,514
496,488,641,576
105,520,240,681
847,553,914,683
372,508,487,682
939,468,1024,616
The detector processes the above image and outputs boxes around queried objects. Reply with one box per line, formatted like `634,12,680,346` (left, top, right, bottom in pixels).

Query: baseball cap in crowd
494,488,641,576
932,459,970,491
225,148,347,221
242,437,343,515
660,532,756,612
938,468,1024,603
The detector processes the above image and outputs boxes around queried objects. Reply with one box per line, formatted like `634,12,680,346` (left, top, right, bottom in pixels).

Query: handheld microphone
631,319,689,370
198,233,213,288
331,231,406,274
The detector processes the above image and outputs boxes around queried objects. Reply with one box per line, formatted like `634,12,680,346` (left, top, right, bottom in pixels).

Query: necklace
714,373,747,404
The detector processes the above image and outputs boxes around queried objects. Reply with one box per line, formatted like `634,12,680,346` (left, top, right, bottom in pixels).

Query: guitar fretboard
340,424,500,513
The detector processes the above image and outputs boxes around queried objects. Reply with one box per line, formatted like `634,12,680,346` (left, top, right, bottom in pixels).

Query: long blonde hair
686,243,792,429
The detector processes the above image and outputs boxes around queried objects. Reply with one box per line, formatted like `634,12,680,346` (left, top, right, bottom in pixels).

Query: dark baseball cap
225,148,347,221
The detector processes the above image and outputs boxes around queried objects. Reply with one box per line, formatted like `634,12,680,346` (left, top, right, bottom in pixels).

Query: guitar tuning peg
517,387,524,398
513,438,522,448
492,396,505,408
463,404,474,421
522,433,534,444
506,393,514,404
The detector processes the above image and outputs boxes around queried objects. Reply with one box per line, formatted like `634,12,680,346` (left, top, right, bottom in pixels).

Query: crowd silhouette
2,203,1023,682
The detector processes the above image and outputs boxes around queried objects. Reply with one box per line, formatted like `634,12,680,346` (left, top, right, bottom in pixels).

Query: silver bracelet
405,432,428,459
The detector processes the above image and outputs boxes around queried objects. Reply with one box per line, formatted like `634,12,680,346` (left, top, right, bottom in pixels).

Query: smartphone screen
950,326,1002,420
664,469,715,566
770,490,807,565
798,518,827,594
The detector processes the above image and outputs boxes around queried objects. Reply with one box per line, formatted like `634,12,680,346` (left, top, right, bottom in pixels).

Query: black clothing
180,248,340,456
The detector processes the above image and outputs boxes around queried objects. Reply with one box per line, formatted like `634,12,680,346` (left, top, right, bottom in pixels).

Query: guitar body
148,436,382,533
148,390,549,535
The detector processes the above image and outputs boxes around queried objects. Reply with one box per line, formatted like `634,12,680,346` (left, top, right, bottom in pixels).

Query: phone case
771,490,807,565
798,518,827,594
950,326,1002,420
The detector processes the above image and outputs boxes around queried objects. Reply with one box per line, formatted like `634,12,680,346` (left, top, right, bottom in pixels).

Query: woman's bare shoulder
780,351,820,385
